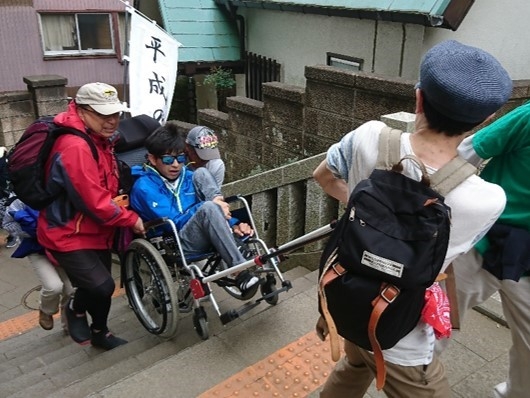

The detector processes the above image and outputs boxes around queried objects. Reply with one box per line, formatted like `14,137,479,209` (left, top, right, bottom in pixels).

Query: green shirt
473,102,530,256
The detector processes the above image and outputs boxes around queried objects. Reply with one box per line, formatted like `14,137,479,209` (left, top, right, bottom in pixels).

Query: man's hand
233,222,254,237
315,315,329,341
132,217,146,237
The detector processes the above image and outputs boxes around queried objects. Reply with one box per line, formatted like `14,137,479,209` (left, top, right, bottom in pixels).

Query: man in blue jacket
129,121,258,294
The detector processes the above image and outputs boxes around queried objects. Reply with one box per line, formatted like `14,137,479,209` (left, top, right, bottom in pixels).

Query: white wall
241,9,426,87
423,0,530,80
241,0,530,87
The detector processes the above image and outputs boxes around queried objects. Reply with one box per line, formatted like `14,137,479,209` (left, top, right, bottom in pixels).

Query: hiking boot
91,328,128,350
38,310,54,330
64,298,91,345
236,270,259,294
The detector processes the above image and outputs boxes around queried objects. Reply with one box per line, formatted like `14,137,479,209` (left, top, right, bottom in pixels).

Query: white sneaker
236,271,259,292
5,235,20,248
493,382,508,398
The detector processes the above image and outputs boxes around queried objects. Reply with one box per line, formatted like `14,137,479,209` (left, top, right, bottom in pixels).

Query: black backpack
7,116,98,210
318,127,476,390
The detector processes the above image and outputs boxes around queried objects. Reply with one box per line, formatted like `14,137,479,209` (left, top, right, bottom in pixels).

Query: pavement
0,241,511,398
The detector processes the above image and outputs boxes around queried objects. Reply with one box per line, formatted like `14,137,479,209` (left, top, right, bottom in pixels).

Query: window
327,52,363,72
39,13,116,56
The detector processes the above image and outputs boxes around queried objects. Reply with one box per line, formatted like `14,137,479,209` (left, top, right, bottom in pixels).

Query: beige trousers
452,249,530,398
320,339,450,398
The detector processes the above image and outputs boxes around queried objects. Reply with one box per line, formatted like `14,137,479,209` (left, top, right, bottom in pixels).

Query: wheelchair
121,195,292,340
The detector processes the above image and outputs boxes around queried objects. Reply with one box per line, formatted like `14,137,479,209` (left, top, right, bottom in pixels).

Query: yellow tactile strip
198,332,343,398
0,287,124,341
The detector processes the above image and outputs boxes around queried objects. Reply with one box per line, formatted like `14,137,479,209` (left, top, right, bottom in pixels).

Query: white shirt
326,120,506,366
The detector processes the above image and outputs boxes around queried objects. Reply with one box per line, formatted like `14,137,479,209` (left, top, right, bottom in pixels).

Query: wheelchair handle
224,195,241,203
144,217,169,230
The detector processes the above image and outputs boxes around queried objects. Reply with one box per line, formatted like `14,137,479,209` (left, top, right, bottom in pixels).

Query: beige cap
76,82,129,115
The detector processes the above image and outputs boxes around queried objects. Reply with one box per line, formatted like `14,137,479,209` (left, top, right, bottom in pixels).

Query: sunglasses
160,154,187,165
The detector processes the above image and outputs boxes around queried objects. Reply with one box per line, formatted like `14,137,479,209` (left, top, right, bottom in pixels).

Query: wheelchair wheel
123,238,179,338
260,274,279,306
193,307,209,340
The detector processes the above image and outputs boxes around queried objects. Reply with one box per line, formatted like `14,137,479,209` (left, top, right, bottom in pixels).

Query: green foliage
168,75,194,123
203,67,236,89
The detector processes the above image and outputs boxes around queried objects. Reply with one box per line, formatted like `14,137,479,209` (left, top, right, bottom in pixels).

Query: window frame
326,52,364,72
38,11,123,59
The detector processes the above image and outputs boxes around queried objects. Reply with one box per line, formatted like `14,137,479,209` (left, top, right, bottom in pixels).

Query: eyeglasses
82,107,121,121
160,154,187,165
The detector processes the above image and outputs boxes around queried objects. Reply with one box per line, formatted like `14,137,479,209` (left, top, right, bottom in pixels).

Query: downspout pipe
219,1,246,64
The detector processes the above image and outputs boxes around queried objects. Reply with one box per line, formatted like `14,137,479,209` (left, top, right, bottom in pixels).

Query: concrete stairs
0,266,315,398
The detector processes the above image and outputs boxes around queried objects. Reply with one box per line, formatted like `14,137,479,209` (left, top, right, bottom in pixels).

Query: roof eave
216,0,474,31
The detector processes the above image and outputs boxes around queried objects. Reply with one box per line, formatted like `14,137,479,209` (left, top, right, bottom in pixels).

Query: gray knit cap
418,40,512,123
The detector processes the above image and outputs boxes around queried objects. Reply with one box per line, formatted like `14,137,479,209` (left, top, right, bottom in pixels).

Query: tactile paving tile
0,311,40,340
199,332,343,398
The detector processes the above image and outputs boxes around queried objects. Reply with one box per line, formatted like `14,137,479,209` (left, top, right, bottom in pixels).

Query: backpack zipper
349,207,366,226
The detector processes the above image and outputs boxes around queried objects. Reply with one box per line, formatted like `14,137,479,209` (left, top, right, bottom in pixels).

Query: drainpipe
219,1,246,64
236,14,246,61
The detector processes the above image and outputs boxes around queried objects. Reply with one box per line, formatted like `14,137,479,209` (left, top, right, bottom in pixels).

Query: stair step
0,266,313,397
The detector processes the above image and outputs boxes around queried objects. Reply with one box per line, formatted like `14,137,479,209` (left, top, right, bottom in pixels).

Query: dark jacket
482,223,530,281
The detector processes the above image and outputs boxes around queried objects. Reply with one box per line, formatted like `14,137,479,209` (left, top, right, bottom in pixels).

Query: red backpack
7,116,98,210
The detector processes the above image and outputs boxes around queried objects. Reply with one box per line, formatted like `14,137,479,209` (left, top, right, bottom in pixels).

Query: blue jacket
130,164,204,231
12,206,44,258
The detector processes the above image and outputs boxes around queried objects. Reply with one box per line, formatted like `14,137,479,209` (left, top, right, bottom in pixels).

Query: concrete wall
240,0,530,88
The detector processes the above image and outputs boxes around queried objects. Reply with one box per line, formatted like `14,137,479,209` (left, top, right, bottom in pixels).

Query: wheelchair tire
123,238,179,338
260,274,279,306
193,307,209,340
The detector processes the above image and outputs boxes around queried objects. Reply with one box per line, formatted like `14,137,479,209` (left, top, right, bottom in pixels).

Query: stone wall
0,75,68,148
1,69,530,179
199,66,530,183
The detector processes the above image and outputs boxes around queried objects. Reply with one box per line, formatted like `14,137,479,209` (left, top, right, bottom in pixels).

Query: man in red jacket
37,82,145,350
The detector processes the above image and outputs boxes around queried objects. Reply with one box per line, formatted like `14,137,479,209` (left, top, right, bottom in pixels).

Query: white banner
128,8,181,123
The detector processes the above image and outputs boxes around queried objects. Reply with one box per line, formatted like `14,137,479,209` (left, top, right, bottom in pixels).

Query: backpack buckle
380,284,400,304
332,262,347,276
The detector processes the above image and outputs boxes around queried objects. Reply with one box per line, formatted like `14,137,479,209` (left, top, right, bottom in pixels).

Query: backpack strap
50,126,99,162
431,156,477,196
378,125,477,194
318,250,343,363
376,126,403,169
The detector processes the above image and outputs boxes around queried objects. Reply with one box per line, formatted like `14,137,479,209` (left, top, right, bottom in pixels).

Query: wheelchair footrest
219,280,292,325
220,302,259,324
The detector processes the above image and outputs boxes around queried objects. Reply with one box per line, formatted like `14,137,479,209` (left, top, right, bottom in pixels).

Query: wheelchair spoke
123,239,179,338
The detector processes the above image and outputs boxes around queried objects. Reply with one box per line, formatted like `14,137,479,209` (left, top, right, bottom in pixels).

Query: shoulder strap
50,125,99,162
376,126,403,169
431,156,477,196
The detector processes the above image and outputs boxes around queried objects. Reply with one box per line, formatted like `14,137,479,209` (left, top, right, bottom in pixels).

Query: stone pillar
23,75,68,118
381,111,416,132
0,91,34,148
262,82,305,167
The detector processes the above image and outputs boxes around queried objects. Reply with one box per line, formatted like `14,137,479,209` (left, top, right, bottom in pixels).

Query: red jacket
37,102,139,252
